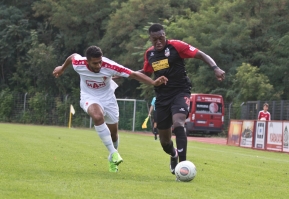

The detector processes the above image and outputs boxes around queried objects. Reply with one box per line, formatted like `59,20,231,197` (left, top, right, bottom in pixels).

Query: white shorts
80,95,119,124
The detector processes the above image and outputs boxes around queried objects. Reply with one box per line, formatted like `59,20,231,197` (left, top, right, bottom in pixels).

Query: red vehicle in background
185,93,225,136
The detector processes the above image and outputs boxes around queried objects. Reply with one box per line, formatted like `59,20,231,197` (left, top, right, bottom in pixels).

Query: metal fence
1,92,289,132
240,100,289,121
0,93,149,132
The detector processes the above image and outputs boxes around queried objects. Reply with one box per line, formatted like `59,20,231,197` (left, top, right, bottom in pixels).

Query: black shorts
156,92,191,130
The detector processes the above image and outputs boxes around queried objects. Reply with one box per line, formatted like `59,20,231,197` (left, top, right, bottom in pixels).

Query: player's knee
91,113,104,125
173,121,184,128
173,114,186,127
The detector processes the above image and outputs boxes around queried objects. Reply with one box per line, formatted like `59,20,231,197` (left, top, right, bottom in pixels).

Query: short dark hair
148,23,164,34
85,46,103,60
263,103,269,107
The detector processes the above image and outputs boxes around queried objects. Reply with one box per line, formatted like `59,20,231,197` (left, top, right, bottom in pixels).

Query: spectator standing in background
258,103,271,121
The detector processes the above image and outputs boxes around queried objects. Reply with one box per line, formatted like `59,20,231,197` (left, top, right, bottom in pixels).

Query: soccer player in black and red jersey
139,23,225,176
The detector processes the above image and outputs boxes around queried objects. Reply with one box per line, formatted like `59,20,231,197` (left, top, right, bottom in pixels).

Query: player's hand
153,76,168,86
53,66,64,78
214,68,225,81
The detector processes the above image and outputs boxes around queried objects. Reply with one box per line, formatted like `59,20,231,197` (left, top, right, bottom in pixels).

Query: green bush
55,97,68,126
0,89,14,121
27,92,49,124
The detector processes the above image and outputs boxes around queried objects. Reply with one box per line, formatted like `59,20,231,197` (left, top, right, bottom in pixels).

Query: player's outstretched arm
138,69,153,77
53,53,78,78
129,71,168,86
194,50,225,81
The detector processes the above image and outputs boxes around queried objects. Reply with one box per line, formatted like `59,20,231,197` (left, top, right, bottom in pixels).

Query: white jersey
72,54,132,100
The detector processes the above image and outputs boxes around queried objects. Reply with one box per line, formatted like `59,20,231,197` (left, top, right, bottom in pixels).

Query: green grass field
0,123,289,199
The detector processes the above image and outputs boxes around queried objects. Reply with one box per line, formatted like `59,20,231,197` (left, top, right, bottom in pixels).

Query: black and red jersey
142,40,199,98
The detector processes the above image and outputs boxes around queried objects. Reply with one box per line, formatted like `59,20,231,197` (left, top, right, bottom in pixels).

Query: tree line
0,0,288,106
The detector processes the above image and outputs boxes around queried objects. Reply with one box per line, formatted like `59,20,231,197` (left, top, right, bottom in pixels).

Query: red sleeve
142,47,154,73
72,54,87,66
168,40,199,59
101,57,132,77
258,111,261,120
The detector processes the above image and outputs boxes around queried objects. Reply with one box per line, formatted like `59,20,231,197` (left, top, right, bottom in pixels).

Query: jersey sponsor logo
152,59,169,71
164,47,170,57
86,80,106,89
150,52,154,56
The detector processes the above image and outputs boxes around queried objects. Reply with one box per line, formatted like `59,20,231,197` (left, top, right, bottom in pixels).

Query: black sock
173,126,187,162
161,140,176,156
153,128,158,134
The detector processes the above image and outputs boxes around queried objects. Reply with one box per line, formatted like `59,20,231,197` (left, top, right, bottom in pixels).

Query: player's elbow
67,53,78,62
69,53,78,59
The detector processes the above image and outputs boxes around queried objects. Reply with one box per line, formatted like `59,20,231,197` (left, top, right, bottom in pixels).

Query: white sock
113,136,119,150
94,124,117,155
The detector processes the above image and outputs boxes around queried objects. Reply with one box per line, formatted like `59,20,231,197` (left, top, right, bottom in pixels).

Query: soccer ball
175,160,197,182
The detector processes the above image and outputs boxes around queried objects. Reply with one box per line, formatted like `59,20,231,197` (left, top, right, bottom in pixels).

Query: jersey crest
164,47,170,57
86,80,106,89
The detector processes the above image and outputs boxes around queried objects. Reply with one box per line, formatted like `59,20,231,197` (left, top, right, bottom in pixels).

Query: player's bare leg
107,123,119,150
88,104,122,172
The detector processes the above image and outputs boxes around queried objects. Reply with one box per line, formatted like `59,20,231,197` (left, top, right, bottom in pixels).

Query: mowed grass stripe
0,123,288,199
190,144,289,163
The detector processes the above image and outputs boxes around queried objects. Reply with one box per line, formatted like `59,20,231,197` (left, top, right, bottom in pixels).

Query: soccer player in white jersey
53,46,168,172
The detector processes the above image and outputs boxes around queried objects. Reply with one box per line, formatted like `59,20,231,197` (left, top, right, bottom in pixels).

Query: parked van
185,93,224,136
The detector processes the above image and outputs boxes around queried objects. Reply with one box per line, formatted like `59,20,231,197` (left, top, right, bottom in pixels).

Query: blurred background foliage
0,0,288,108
